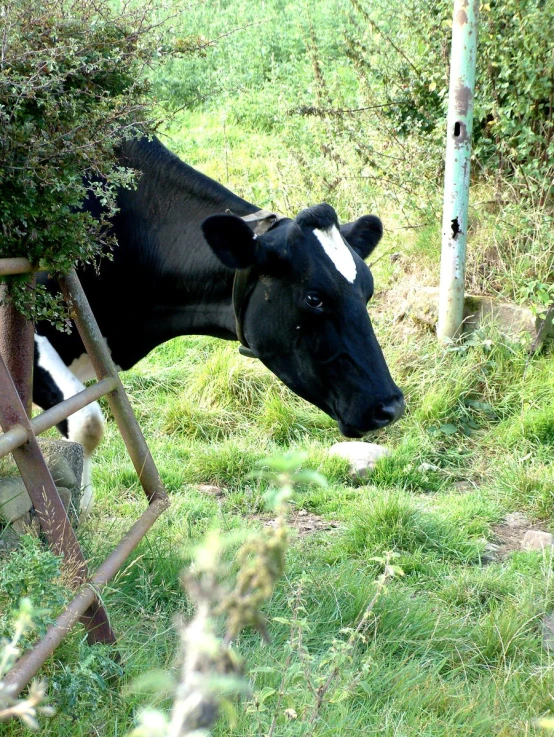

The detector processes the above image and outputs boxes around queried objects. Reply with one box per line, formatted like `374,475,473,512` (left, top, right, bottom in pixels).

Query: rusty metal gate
0,260,170,697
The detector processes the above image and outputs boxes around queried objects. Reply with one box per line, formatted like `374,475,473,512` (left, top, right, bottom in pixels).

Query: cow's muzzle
337,394,405,437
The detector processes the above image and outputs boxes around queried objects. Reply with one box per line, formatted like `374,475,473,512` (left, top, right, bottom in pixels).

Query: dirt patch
263,510,342,537
487,512,549,560
488,524,527,559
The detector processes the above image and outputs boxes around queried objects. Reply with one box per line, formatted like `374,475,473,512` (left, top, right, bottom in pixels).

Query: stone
464,295,538,337
196,484,225,497
0,476,74,537
531,304,554,353
398,286,547,343
0,477,32,523
0,526,21,554
56,487,72,512
398,287,439,330
329,441,390,479
11,515,40,537
521,530,553,551
452,481,474,493
38,439,84,519
0,440,83,543
504,512,531,529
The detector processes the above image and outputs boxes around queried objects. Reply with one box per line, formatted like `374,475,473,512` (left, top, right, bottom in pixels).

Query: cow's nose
373,396,405,427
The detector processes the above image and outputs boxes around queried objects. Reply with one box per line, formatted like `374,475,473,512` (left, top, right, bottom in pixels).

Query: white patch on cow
35,335,104,516
313,226,357,283
68,352,95,383
69,348,122,381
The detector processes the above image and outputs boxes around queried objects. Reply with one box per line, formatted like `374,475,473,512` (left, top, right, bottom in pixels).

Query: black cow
34,136,404,511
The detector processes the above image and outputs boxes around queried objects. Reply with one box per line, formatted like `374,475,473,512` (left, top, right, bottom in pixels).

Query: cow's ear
340,215,383,260
202,214,260,269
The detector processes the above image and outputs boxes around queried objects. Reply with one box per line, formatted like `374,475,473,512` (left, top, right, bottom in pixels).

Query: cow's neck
100,139,262,360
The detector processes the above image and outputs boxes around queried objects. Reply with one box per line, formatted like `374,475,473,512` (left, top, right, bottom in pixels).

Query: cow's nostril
374,397,405,427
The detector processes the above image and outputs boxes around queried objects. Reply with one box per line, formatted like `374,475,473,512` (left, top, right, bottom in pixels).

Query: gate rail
0,260,170,697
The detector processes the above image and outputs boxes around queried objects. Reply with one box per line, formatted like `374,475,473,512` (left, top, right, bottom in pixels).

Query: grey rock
0,440,83,544
196,484,225,497
38,439,84,520
0,476,73,537
464,295,538,337
453,481,474,493
0,526,21,554
0,477,32,522
329,442,390,479
47,456,76,490
504,512,531,529
521,530,553,551
399,286,542,341
56,487,72,512
530,304,554,353
11,515,40,537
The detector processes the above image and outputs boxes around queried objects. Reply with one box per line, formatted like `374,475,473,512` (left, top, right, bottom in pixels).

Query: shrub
0,0,195,325
343,0,554,199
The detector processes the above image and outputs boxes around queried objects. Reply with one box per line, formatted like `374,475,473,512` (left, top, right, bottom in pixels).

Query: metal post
3,497,167,697
0,259,170,690
58,270,167,502
0,279,35,416
0,352,116,645
437,0,479,341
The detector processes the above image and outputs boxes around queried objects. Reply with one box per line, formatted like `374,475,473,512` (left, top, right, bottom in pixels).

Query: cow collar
233,209,286,358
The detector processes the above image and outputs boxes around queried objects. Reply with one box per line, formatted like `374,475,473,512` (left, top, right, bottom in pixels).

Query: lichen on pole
437,0,479,341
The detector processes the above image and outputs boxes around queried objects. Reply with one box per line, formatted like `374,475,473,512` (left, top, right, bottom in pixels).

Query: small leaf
258,687,277,703
330,689,351,703
465,399,495,415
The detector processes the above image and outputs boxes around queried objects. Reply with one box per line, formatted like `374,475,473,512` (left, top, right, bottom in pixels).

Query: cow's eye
305,293,324,309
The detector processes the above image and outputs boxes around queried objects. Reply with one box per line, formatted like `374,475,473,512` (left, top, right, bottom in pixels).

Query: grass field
2,185,553,735
2,2,554,734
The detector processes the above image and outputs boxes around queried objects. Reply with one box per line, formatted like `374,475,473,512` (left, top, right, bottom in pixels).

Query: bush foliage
0,0,171,323
344,0,554,200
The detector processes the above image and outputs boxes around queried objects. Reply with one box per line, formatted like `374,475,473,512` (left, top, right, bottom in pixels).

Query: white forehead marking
313,226,357,283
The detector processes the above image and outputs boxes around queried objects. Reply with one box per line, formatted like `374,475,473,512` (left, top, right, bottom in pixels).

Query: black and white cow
34,136,404,511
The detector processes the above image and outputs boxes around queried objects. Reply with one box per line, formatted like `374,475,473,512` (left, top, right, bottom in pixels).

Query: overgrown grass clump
3,328,551,736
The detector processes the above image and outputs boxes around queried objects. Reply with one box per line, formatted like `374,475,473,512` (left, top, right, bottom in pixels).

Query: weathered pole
0,278,35,417
437,0,479,341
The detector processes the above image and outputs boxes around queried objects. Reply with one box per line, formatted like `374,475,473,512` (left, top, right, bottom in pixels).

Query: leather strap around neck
232,209,285,357
241,208,285,236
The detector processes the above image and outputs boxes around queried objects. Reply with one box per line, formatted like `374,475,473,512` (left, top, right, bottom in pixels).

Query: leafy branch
0,599,54,730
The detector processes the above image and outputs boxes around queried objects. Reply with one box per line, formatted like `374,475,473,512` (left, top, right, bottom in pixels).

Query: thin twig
308,554,397,725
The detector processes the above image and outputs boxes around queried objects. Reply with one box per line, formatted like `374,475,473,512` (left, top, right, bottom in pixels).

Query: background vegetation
0,0,187,325
1,0,554,735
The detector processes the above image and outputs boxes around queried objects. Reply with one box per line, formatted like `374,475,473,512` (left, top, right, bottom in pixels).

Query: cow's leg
34,335,104,515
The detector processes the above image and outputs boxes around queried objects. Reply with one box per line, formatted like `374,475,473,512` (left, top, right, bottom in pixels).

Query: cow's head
201,203,404,436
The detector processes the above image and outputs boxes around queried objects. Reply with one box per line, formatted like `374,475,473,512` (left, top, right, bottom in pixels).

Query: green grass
2,326,553,737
